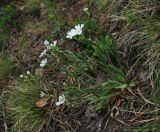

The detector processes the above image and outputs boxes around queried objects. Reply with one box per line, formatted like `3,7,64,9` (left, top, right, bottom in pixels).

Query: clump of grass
0,34,10,50
92,0,111,9
43,0,65,39
0,53,15,77
0,3,18,49
17,36,31,55
25,20,48,36
89,0,160,130
5,75,45,132
0,3,18,32
24,0,41,16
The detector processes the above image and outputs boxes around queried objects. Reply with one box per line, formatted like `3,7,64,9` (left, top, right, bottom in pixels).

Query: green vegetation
0,3,18,50
25,0,41,15
1,0,160,131
0,53,15,77
49,32,135,110
5,75,44,132
0,3,17,32
25,20,48,36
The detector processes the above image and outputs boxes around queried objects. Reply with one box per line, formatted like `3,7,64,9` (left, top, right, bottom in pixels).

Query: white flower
46,45,51,50
40,58,47,67
48,40,57,49
40,91,45,98
111,32,118,36
20,74,23,78
66,24,84,39
75,24,84,35
46,40,57,50
39,49,47,58
56,95,65,106
66,29,77,39
83,7,88,12
44,40,50,46
53,40,57,46
26,71,31,75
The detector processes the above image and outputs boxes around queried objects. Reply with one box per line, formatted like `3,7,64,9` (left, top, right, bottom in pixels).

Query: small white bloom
75,24,84,35
53,40,57,46
66,24,84,39
66,29,77,39
44,40,50,46
83,7,88,12
47,41,57,50
20,74,23,78
26,71,31,75
40,58,47,67
111,32,118,36
40,91,45,98
56,94,65,106
39,49,47,58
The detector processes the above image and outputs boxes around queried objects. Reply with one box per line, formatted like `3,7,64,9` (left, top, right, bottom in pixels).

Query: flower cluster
20,71,31,78
39,40,57,67
36,24,85,107
66,24,84,39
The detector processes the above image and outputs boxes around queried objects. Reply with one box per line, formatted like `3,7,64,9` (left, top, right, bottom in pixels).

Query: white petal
20,74,23,78
70,29,77,36
66,30,76,39
83,8,88,11
44,40,50,46
111,32,117,36
39,49,47,58
49,41,56,48
59,95,65,102
26,71,31,75
56,101,64,106
80,24,84,29
74,24,84,35
40,58,47,67
75,24,81,31
66,35,71,39
46,45,51,50
50,44,53,46
53,40,57,46
40,91,45,97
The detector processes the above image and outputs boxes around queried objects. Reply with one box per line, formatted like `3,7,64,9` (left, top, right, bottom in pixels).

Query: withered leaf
36,98,47,108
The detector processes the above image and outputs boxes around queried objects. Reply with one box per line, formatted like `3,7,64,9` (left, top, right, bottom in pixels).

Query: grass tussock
0,3,18,50
0,53,15,77
93,0,160,130
24,0,41,15
5,75,45,132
